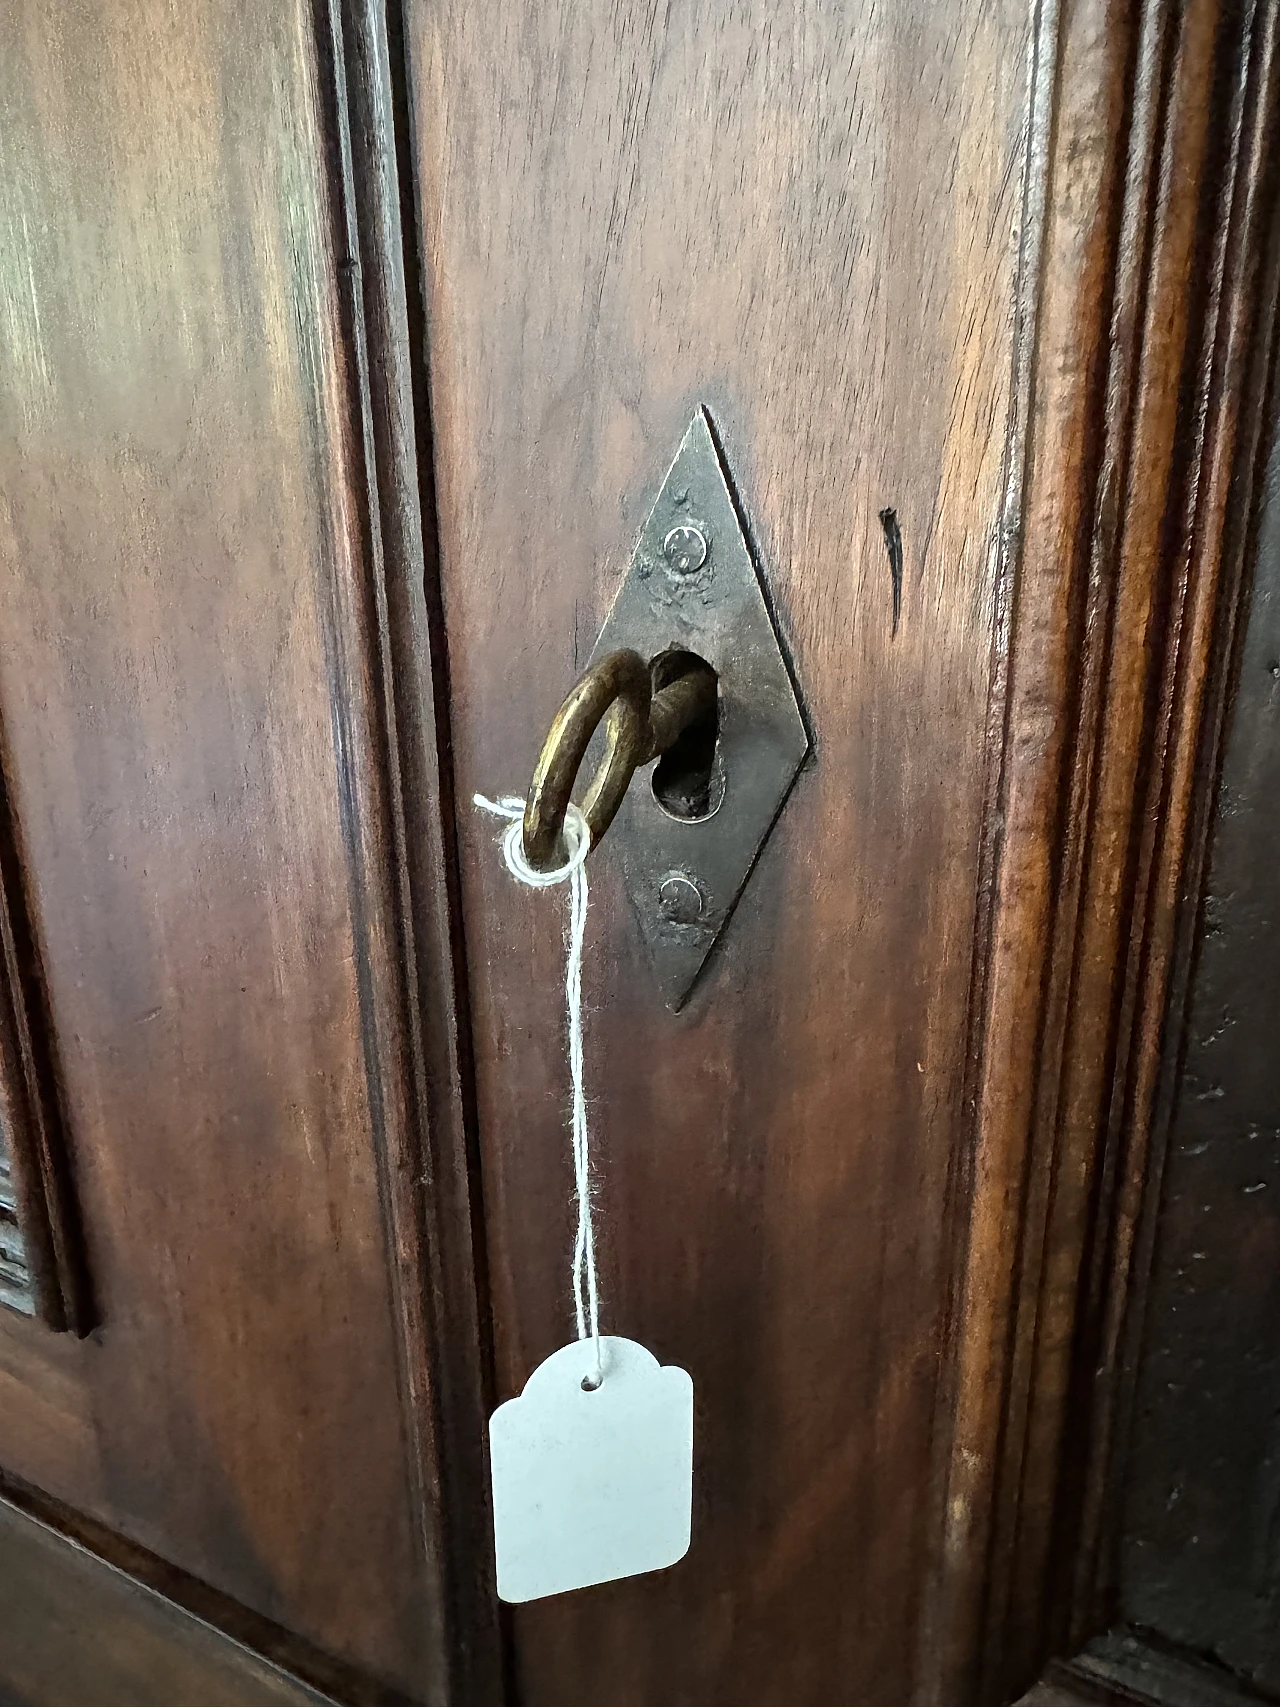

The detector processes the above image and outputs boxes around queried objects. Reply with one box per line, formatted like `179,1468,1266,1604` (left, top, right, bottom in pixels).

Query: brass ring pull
523,649,651,872
522,648,717,873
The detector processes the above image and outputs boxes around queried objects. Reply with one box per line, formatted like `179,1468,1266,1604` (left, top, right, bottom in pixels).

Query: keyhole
651,650,723,821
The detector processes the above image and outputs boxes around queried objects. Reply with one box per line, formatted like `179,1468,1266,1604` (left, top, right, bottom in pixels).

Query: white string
474,794,603,1386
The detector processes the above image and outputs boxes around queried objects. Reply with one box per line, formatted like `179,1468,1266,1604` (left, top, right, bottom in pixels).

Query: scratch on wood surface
879,506,903,638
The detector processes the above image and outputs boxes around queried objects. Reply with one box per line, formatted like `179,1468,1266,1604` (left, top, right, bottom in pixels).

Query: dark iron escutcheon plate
589,409,809,1008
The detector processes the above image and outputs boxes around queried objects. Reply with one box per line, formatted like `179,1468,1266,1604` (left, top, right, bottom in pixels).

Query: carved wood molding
312,2,502,1701
1073,0,1280,1650
923,0,1280,1702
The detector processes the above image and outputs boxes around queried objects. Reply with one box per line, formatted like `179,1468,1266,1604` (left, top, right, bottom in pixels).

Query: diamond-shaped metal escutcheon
589,408,809,1009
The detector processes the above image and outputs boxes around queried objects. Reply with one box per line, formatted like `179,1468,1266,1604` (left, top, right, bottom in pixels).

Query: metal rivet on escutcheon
662,524,708,575
658,872,705,925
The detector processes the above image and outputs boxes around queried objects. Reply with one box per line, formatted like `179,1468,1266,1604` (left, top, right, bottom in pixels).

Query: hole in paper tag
489,1336,694,1603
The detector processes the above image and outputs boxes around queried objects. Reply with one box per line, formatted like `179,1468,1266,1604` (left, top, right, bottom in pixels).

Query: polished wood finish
0,1494,342,1707
323,0,499,1695
0,0,1272,1699
407,3,1037,1704
0,0,468,1695
930,2,1280,1702
922,0,1140,1685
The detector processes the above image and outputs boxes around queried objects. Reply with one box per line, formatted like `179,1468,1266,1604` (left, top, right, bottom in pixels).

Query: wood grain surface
927,0,1185,1692
406,4,1033,1703
0,1493,344,1707
0,0,439,1692
0,0,1267,1699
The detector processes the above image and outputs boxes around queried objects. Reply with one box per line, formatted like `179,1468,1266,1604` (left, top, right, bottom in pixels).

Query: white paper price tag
489,1336,694,1603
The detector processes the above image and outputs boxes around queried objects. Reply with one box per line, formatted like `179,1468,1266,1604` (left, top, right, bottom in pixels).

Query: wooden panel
0,1315,98,1500
0,0,439,1691
407,4,1032,1704
0,1494,341,1707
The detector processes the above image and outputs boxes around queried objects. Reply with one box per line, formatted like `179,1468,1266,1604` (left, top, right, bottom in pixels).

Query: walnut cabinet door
1,2,1276,1706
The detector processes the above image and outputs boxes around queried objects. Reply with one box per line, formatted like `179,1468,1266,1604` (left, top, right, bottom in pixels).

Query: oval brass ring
522,649,652,872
